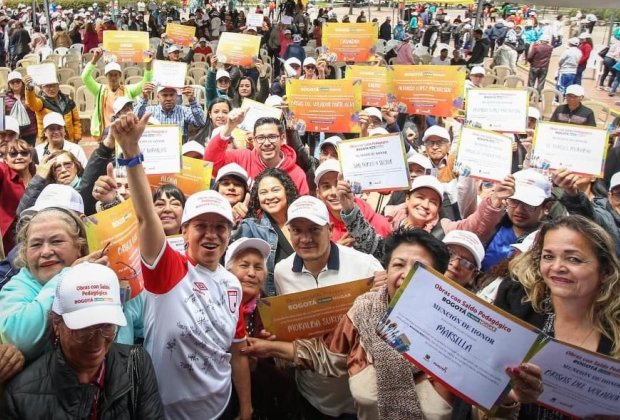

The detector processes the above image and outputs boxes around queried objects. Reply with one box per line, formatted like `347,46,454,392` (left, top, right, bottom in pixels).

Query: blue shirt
481,225,517,272
134,98,206,143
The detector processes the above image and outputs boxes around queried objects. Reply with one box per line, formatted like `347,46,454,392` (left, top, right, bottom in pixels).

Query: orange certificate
103,30,150,63
391,65,466,118
287,79,362,133
257,278,373,341
84,199,143,298
147,156,213,196
322,23,378,62
346,65,391,107
165,23,196,47
216,32,261,67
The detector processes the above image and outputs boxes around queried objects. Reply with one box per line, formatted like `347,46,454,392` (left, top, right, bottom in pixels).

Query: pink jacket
205,133,310,195
395,42,415,65
330,197,392,242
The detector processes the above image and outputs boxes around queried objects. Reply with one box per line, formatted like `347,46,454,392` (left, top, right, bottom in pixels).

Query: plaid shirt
134,98,206,142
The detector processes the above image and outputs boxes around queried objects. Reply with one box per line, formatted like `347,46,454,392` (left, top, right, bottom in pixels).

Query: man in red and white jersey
111,112,252,420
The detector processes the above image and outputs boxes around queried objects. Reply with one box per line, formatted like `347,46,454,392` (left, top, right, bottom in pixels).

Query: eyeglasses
8,150,30,158
506,198,539,213
424,139,450,147
449,251,478,272
254,134,281,144
53,161,74,173
69,323,117,343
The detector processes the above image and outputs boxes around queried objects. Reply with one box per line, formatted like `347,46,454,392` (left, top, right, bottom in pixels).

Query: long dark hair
233,76,257,107
247,168,299,219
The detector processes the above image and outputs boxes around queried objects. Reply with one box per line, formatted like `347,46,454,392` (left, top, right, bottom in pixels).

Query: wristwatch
117,153,144,168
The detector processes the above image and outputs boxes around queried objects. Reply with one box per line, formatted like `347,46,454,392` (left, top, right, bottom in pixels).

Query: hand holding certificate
455,127,513,182
165,23,196,47
465,88,529,133
138,125,182,175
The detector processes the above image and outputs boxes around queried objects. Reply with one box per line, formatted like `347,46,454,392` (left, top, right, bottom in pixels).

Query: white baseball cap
104,62,122,75
181,140,204,157
539,34,551,42
7,71,22,82
3,116,20,135
443,230,485,269
409,175,443,200
303,57,317,67
364,106,383,121
112,96,133,115
470,66,485,76
511,229,539,254
182,190,234,224
215,162,249,184
22,184,85,216
422,125,451,143
52,263,127,329
216,69,230,80
287,195,330,226
510,169,552,207
569,37,580,46
225,237,271,268
168,45,181,53
528,106,541,121
320,135,342,152
565,84,584,97
369,127,389,136
314,158,340,185
609,172,620,191
43,112,66,129
407,153,433,170
579,32,590,40
285,57,301,67
505,21,515,28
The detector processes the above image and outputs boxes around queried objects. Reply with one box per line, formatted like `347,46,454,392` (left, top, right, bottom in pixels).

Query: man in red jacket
205,110,310,195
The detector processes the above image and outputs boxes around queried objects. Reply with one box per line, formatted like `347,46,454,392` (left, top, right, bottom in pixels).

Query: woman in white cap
300,57,319,80
24,74,82,143
3,71,36,146
81,48,153,139
34,113,87,168
0,263,165,418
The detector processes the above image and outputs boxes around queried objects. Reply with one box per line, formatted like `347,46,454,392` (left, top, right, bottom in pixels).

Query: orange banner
84,199,143,298
165,23,196,47
103,30,150,63
346,65,392,107
391,65,466,117
216,32,261,67
147,156,213,196
257,278,373,341
322,23,378,62
287,79,362,133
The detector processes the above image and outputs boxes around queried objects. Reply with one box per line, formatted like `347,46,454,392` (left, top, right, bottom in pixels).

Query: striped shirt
134,98,206,143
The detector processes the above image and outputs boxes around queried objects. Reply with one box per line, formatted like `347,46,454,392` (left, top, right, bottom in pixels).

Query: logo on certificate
227,290,240,313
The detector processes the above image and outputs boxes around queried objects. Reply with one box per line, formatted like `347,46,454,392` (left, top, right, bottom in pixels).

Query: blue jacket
283,43,306,64
0,267,69,360
116,291,145,345
236,216,279,297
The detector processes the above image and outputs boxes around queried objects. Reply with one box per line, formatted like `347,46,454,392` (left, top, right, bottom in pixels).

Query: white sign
240,98,283,132
466,88,529,133
139,125,182,175
455,127,513,182
247,13,264,28
26,63,58,86
152,59,188,89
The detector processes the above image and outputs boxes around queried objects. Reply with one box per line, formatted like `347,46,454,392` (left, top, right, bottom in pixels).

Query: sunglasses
8,150,30,158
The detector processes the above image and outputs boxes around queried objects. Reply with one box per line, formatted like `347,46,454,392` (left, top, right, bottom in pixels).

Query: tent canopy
530,0,619,9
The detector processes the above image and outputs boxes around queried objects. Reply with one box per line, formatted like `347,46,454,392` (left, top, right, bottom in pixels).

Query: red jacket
205,133,310,195
0,163,26,253
330,197,392,242
578,43,593,66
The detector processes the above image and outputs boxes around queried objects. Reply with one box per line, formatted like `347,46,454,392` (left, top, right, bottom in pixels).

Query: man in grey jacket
556,37,582,95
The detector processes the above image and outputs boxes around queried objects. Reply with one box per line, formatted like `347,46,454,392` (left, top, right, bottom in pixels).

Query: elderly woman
33,113,87,168
0,139,35,254
245,229,543,419
0,263,165,418
452,215,620,419
3,72,37,146
24,75,81,143
341,175,515,261
0,208,105,360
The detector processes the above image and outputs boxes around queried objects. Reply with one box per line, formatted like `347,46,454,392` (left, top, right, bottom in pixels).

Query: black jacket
1,344,164,420
467,36,489,65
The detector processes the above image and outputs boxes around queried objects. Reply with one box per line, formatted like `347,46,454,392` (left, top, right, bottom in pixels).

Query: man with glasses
421,125,456,182
205,110,310,195
481,169,552,271
443,230,485,289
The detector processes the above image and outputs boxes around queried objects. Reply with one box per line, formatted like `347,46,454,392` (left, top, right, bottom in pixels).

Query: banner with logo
346,65,392,107
322,23,378,62
103,30,150,63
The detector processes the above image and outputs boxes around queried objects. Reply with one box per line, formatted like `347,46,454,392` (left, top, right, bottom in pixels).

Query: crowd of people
1,1,620,419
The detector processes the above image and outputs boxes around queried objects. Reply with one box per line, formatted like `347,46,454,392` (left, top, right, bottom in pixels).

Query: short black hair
254,117,284,135
152,183,187,208
473,29,483,36
383,228,450,273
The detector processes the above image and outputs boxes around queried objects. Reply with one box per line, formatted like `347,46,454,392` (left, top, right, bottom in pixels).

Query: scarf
349,286,425,419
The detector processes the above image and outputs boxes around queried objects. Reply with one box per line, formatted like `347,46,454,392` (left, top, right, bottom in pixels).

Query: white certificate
281,15,293,25
338,134,409,192
531,121,608,177
465,88,529,133
240,98,283,132
152,60,188,89
528,339,620,418
26,63,58,86
455,127,513,182
379,264,542,411
138,125,182,175
246,13,264,27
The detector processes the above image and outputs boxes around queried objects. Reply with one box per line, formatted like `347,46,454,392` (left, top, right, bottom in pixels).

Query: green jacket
81,62,153,137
